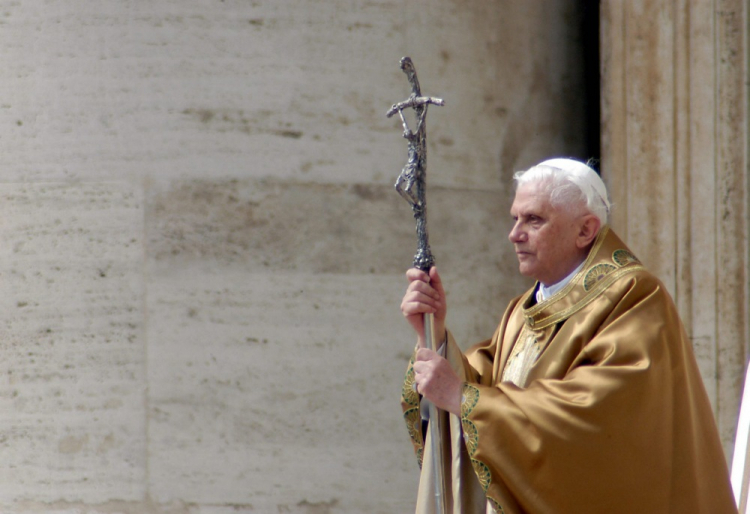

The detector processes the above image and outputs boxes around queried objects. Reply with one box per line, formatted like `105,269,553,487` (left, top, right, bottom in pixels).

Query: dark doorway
581,1,601,169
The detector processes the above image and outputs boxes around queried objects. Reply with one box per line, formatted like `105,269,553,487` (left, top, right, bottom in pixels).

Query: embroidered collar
523,227,644,329
537,261,586,303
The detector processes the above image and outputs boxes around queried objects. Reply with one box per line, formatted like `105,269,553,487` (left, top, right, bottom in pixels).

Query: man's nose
508,222,525,243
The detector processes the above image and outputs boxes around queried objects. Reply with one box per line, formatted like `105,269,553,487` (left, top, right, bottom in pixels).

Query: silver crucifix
387,56,445,272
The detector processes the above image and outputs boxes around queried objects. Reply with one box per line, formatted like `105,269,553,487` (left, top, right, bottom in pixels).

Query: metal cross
387,56,445,271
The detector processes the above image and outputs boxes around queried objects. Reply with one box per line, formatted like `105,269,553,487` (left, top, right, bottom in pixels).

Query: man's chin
517,264,536,279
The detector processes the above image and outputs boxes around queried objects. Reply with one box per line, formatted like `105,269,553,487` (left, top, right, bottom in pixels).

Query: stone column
601,0,750,459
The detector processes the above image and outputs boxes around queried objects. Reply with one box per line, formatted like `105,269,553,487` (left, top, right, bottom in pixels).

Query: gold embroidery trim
613,248,639,266
402,352,423,467
462,419,478,456
461,383,480,418
459,384,493,492
460,384,480,456
402,361,419,407
471,458,492,491
403,407,423,468
527,265,645,329
583,263,617,291
488,496,506,514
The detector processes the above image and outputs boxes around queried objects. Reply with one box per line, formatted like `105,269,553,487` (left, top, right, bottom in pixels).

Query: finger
401,290,442,313
415,347,438,362
406,279,441,302
401,301,438,320
412,361,429,383
405,267,430,284
428,266,446,298
403,286,441,306
414,374,428,396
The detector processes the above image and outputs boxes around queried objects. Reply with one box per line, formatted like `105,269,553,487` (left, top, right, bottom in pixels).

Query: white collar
536,261,585,303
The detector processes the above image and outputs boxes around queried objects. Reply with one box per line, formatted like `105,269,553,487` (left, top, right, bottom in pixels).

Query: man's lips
515,250,533,259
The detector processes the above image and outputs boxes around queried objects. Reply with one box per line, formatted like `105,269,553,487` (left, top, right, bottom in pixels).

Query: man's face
508,181,586,286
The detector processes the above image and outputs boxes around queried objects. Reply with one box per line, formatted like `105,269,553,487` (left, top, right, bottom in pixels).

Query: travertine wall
0,2,589,513
601,0,750,460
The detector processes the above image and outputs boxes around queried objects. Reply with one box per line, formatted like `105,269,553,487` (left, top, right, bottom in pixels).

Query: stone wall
0,2,589,512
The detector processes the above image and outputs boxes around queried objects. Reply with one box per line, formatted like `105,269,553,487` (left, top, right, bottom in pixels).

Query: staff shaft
425,312,447,513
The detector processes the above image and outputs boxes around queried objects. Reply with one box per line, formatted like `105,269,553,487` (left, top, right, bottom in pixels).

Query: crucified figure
387,56,444,271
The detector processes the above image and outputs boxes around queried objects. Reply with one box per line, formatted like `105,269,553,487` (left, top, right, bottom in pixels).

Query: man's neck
537,260,586,302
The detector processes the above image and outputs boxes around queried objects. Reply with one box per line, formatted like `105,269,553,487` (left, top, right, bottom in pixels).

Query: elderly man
400,158,737,513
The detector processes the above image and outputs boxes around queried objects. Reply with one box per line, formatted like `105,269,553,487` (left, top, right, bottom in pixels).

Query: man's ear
576,214,600,249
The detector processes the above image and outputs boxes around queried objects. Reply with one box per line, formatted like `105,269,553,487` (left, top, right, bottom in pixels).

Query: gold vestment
401,227,737,513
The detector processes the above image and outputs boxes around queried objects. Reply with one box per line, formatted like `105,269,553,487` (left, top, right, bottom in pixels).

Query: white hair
513,158,611,225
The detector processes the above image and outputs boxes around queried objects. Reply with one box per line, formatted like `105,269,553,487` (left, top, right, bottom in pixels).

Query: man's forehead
511,182,552,210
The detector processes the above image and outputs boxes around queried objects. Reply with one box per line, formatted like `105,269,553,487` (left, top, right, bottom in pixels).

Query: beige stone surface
143,178,524,509
0,182,146,502
0,1,586,512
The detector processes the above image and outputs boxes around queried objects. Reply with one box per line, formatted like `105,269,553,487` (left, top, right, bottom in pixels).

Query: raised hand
400,266,446,348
